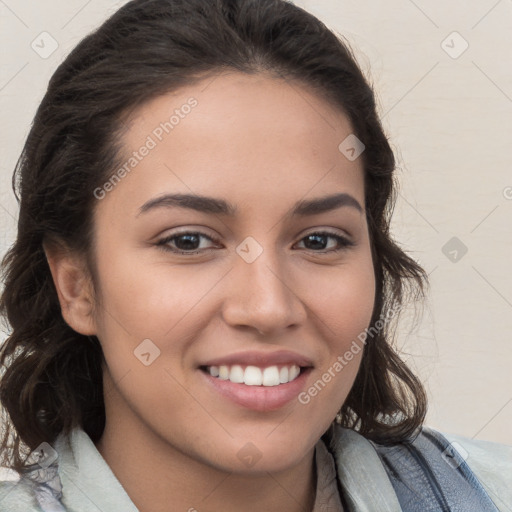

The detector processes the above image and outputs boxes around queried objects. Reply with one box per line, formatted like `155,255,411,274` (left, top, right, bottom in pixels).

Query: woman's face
89,71,375,473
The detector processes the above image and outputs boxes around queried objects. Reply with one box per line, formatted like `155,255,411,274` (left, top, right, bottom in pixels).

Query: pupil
177,234,199,250
306,234,326,250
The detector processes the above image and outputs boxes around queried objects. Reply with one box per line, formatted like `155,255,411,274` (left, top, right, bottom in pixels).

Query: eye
156,231,355,255
294,231,355,253
156,231,220,255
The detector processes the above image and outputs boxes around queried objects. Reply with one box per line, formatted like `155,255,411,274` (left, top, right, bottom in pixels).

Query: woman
0,0,510,510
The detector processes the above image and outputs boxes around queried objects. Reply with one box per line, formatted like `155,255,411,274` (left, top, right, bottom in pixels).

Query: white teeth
218,365,229,380
262,366,280,386
289,365,300,381
206,363,303,386
244,366,263,386
229,365,244,383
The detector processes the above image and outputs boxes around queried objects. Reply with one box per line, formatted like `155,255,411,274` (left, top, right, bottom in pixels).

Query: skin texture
46,71,376,512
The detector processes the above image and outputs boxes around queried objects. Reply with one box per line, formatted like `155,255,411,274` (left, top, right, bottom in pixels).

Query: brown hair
0,0,428,473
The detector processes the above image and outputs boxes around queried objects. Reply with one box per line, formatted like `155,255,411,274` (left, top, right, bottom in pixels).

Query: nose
221,249,307,337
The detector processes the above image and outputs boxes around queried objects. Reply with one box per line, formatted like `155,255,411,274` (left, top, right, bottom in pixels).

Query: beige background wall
1,0,511,445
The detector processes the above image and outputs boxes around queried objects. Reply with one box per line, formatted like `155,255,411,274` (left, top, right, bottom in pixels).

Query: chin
203,430,317,475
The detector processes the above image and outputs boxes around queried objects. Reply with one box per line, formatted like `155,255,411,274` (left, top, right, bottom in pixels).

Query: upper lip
200,350,314,368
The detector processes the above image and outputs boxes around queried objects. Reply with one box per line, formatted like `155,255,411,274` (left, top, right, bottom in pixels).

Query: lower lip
200,368,312,412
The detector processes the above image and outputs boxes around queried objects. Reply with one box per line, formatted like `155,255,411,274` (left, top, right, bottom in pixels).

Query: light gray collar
328,427,402,512
53,428,139,512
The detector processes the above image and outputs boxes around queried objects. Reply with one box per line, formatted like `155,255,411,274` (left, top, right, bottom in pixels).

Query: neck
95,390,317,512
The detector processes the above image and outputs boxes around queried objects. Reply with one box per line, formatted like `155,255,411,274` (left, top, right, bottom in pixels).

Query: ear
43,240,97,336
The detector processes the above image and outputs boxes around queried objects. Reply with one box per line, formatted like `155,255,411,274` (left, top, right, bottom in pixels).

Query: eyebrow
137,192,363,217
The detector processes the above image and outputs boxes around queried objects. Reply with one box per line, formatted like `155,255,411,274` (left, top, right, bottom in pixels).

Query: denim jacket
0,424,510,511
327,425,511,511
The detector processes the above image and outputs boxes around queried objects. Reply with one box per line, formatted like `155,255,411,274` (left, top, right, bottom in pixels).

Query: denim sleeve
371,426,502,512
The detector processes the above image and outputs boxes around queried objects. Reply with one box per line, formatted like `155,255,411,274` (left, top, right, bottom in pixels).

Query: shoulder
441,430,512,509
0,461,66,512
0,478,41,511
327,424,509,511
372,425,510,511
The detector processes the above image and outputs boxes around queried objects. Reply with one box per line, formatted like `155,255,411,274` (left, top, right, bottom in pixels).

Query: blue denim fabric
370,426,500,511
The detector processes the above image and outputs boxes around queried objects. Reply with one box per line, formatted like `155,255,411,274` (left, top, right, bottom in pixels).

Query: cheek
309,255,376,342
92,246,214,338
302,255,375,400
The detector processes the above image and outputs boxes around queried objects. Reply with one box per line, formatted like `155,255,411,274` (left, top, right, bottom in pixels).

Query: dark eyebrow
292,193,363,216
137,192,363,217
137,193,237,217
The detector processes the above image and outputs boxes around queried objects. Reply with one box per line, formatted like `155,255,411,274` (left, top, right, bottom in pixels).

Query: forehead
103,71,365,216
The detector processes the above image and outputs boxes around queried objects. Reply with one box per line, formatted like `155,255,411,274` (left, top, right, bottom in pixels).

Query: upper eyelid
156,231,216,244
158,227,352,238
157,229,354,247
155,226,217,241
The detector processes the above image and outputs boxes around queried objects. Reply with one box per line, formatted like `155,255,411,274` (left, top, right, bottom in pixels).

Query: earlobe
43,241,97,336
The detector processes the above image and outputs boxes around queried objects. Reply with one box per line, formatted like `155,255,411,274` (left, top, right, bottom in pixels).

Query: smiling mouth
200,364,305,386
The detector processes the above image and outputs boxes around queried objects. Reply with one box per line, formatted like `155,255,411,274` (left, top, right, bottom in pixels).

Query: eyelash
155,230,355,255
